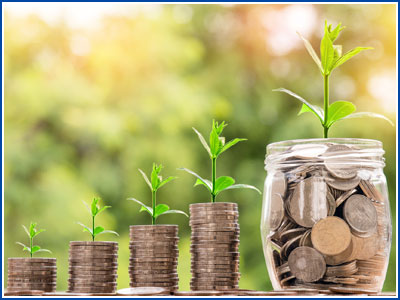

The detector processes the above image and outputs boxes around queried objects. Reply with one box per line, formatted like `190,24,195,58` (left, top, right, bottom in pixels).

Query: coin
343,194,377,237
190,202,237,209
311,216,352,256
280,234,301,261
328,286,378,294
117,287,170,296
325,174,360,191
288,246,326,283
289,177,328,228
69,241,118,247
269,193,285,231
174,291,225,296
359,180,384,203
4,290,45,296
354,233,379,260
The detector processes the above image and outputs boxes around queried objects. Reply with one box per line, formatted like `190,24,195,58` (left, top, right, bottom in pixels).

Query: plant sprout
274,21,393,138
128,163,188,225
180,120,261,203
16,222,51,258
77,197,119,241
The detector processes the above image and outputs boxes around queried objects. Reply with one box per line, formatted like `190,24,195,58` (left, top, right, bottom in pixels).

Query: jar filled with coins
261,139,391,292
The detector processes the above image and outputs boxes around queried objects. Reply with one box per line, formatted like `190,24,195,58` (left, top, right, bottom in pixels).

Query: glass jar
261,138,391,292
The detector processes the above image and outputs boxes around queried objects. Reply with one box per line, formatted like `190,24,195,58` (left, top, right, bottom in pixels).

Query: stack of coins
7,258,57,292
67,241,118,294
189,202,240,291
265,142,390,291
129,225,179,292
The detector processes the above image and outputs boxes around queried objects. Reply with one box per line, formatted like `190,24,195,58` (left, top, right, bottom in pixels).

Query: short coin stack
266,142,390,291
190,202,240,291
129,225,179,292
7,258,57,292
68,241,118,294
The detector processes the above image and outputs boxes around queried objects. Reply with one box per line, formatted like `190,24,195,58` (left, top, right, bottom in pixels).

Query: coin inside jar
269,193,285,231
289,177,328,228
311,216,351,257
288,246,326,283
343,194,377,237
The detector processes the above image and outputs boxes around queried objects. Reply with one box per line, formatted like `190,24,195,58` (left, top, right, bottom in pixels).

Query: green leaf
156,209,189,218
194,178,213,190
127,198,153,216
16,242,29,252
209,126,222,158
91,197,99,216
297,32,323,74
331,47,373,71
83,201,91,215
320,21,335,74
340,112,394,126
76,222,93,235
328,22,345,42
138,169,152,191
273,88,324,123
214,176,235,195
178,168,212,192
298,103,324,125
96,205,111,216
93,226,105,236
326,101,356,128
35,248,52,254
22,225,30,238
32,229,45,238
31,245,41,254
151,163,162,191
193,127,211,157
97,230,119,236
29,222,37,238
154,204,170,218
225,184,262,194
157,176,177,190
219,138,247,155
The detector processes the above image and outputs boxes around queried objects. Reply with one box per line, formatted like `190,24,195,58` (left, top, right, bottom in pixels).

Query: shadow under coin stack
68,241,118,294
190,202,240,291
129,225,179,292
7,258,57,292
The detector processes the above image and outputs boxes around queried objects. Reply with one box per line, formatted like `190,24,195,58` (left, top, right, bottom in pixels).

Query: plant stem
211,157,216,203
323,74,330,138
92,215,95,241
30,236,33,258
152,190,156,225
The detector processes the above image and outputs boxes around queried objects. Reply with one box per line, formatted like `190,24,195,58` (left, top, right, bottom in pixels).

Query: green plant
180,120,261,203
16,222,51,258
128,163,188,225
274,21,393,138
77,197,119,241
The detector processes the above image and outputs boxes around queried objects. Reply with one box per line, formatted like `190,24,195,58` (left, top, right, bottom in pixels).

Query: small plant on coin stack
128,163,188,224
180,120,261,291
16,222,51,258
68,197,119,294
77,197,119,241
180,120,261,202
127,164,187,292
261,21,393,294
7,222,57,293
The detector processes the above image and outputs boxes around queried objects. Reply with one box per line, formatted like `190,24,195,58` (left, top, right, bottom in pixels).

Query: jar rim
265,138,385,170
267,138,382,154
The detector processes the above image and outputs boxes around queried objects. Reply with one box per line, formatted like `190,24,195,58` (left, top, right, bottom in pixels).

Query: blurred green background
4,3,396,292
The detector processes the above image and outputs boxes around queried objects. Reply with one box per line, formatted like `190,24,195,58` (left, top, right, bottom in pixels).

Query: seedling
16,222,51,258
128,163,188,225
77,197,119,241
274,21,393,138
180,120,261,202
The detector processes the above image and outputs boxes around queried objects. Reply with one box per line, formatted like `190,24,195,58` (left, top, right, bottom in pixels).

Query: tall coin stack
68,241,118,294
7,258,57,292
190,202,240,291
129,225,179,292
